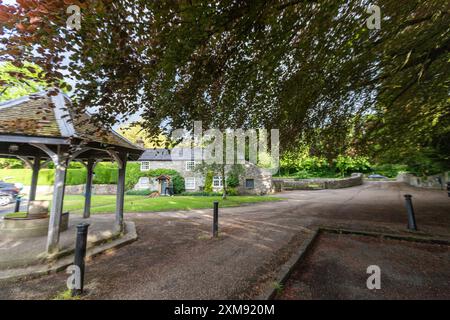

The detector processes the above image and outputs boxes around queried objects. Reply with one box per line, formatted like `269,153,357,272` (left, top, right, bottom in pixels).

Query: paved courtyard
0,181,449,299
277,232,450,300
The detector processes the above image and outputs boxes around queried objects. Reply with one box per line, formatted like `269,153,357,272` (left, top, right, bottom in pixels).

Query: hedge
0,168,86,186
0,163,123,186
0,163,185,193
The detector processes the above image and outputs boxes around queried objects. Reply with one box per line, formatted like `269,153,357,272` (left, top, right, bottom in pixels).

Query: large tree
1,0,448,166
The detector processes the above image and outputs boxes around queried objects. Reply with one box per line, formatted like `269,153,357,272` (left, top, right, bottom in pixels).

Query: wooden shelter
0,89,144,254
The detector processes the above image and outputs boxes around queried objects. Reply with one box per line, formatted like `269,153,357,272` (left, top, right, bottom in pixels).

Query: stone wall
21,184,118,196
273,173,363,191
397,172,449,189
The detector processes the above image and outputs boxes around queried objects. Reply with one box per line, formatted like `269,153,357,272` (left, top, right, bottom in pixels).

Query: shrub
204,171,213,192
65,169,87,185
68,162,85,169
226,187,239,196
335,155,371,176
125,163,143,190
171,174,185,194
124,166,185,194
93,163,118,184
125,189,158,196
179,191,223,196
370,164,409,178
226,164,244,188
0,159,25,169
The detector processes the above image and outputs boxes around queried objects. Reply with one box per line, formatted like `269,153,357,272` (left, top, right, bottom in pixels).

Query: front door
160,179,167,195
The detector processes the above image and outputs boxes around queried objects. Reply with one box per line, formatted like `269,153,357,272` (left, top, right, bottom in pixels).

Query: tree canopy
0,0,448,168
0,61,46,101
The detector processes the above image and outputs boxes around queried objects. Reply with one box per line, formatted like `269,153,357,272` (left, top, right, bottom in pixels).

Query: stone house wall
135,160,205,192
134,160,273,195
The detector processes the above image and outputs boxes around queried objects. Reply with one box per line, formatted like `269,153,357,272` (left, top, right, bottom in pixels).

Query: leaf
401,50,412,69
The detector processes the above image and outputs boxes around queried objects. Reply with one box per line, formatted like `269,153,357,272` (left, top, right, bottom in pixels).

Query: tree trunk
221,164,227,200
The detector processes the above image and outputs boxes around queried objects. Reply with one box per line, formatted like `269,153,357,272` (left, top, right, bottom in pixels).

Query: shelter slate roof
0,90,142,152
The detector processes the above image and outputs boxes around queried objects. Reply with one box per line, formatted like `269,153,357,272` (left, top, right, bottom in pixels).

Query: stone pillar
83,159,95,219
115,156,127,233
29,156,41,202
46,155,69,254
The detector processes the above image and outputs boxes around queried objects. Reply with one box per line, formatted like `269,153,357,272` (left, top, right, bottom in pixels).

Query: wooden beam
47,154,68,254
83,158,95,219
31,144,70,254
115,154,127,233
107,150,124,169
29,156,41,202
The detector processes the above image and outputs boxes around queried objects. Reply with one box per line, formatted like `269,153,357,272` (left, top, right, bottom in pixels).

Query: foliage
0,168,85,185
171,174,185,195
335,155,371,177
0,159,87,170
124,164,184,193
257,152,276,169
0,62,46,101
226,188,239,196
0,159,24,169
117,124,169,148
278,154,372,178
1,1,448,172
226,164,244,188
93,163,118,185
370,164,409,178
180,191,224,197
204,171,214,193
397,151,447,177
181,187,239,196
125,189,158,196
124,162,144,190
52,289,80,301
4,211,28,219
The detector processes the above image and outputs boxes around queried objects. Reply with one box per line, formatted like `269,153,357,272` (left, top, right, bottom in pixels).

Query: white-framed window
185,177,196,190
185,161,196,171
213,176,223,187
140,161,150,171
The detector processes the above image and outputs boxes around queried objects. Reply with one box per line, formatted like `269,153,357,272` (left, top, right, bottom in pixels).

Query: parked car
367,174,388,179
0,181,20,206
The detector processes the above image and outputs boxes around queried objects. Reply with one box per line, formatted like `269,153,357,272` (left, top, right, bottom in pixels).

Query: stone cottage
134,148,273,195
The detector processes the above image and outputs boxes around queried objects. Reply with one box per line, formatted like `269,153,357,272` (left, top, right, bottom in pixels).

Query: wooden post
83,159,95,219
29,156,41,202
115,155,127,233
46,154,68,254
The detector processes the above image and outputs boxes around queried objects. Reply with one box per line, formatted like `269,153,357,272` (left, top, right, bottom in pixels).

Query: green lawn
36,195,282,214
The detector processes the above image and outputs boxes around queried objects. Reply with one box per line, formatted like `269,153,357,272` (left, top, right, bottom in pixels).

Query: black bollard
404,194,417,231
72,223,90,296
447,182,450,197
14,196,21,213
213,201,219,238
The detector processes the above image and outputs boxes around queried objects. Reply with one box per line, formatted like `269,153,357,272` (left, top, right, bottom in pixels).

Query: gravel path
0,181,449,299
